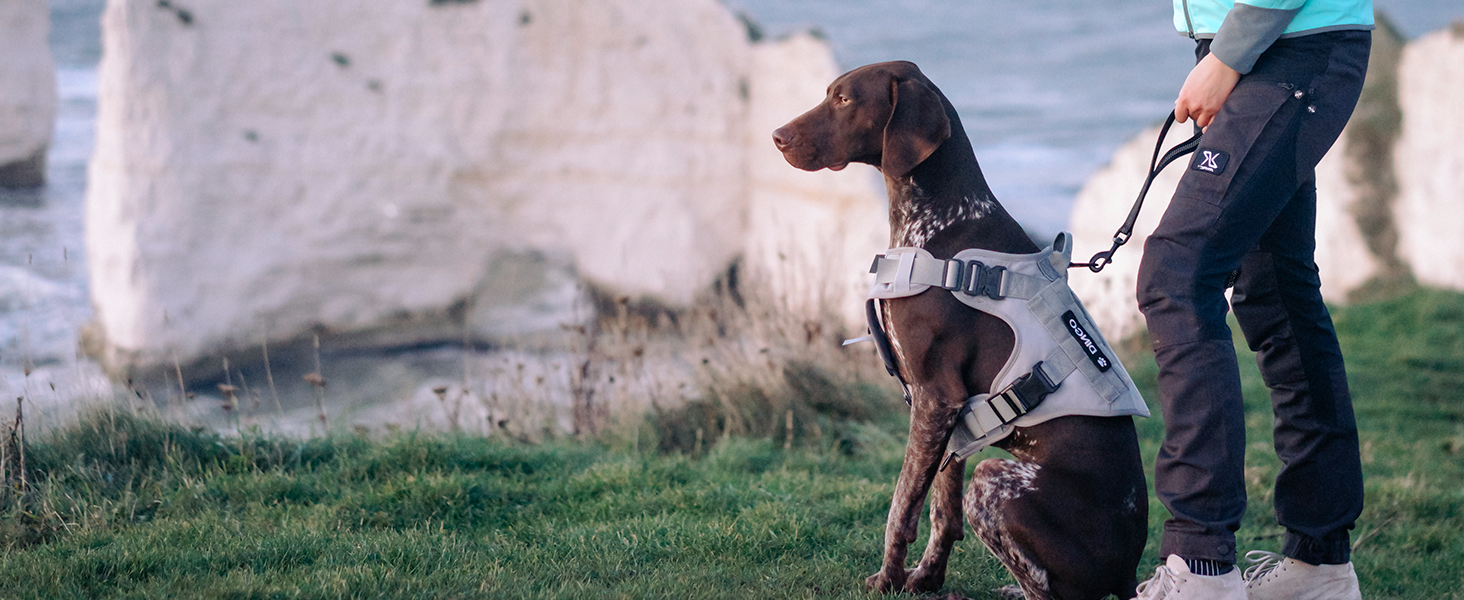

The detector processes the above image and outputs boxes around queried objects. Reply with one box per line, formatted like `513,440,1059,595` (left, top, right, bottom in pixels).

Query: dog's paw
864,569,906,593
993,584,1026,599
902,564,946,593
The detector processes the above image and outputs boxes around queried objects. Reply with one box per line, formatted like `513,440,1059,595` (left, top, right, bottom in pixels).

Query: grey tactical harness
854,233,1149,466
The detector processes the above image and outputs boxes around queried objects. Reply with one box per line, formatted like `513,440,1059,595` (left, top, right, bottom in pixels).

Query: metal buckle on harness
939,361,1063,472
962,261,1006,300
941,259,965,290
988,361,1061,424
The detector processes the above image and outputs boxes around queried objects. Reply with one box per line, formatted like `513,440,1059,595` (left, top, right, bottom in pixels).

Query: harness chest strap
869,251,1054,300
855,294,1078,415
965,351,1074,432
859,249,1054,407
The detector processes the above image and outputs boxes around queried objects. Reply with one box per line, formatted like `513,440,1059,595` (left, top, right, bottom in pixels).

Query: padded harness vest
862,233,1149,464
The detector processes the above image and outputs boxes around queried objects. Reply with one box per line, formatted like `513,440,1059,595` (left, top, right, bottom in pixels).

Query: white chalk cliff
1394,26,1464,291
86,0,886,375
744,35,889,329
0,0,57,188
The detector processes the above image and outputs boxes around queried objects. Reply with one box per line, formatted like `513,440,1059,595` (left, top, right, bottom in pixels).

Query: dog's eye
836,95,852,105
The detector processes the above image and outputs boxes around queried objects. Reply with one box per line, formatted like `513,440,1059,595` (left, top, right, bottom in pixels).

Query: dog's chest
891,182,998,248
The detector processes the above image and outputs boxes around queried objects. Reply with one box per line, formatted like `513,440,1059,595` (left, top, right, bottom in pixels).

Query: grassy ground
1,287,1461,599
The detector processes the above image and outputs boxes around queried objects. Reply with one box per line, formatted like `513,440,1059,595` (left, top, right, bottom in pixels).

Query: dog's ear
881,76,951,178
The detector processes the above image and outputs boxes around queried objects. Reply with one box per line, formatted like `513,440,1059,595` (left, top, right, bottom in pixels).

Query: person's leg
1138,87,1300,571
1230,189,1362,567
1230,32,1369,569
1137,31,1363,571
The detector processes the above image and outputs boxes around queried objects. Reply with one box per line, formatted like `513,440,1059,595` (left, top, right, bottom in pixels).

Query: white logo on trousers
1199,151,1222,172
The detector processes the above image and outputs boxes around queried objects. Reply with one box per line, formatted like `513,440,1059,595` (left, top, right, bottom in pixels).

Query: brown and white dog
772,61,1148,600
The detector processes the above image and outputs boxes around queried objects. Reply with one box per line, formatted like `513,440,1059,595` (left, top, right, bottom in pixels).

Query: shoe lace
1243,550,1284,584
1133,564,1177,599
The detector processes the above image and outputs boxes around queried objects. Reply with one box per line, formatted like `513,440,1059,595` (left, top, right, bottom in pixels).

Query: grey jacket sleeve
1209,3,1303,74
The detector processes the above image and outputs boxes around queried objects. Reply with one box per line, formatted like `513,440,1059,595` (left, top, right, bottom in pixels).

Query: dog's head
772,61,951,179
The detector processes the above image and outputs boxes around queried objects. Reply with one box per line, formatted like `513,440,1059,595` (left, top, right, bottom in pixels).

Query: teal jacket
1173,0,1374,74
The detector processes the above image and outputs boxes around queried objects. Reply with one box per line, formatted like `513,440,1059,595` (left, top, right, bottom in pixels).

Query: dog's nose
772,127,793,150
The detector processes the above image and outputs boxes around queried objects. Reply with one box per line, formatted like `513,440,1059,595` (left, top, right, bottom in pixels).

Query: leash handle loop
1071,112,1202,273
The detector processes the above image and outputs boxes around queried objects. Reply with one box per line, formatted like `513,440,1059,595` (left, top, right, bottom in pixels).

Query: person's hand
1175,53,1241,131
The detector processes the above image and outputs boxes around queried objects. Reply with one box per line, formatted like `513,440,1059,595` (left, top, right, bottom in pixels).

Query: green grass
2,288,1462,599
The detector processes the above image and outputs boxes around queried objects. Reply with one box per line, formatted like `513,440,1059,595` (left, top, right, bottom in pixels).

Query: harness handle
1071,111,1203,273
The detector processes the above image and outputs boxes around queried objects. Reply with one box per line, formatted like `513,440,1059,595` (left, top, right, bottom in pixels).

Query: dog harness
857,233,1149,464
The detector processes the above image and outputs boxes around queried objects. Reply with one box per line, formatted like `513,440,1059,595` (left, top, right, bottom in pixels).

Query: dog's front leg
866,386,964,593
905,455,965,592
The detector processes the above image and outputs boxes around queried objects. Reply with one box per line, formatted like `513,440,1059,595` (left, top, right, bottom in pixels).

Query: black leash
1070,111,1203,273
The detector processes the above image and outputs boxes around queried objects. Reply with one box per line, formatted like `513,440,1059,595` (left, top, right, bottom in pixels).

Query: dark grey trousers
1136,30,1370,566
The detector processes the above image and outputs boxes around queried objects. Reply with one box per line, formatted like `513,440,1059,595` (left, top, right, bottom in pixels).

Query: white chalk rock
87,0,885,373
0,0,57,188
1313,132,1385,298
1394,26,1464,291
743,33,888,330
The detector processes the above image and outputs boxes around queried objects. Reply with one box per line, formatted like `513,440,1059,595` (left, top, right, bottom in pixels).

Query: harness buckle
988,361,1061,424
962,261,1007,300
941,258,965,290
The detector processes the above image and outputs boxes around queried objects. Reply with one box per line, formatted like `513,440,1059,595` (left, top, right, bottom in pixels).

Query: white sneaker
1132,554,1246,600
1243,550,1361,600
